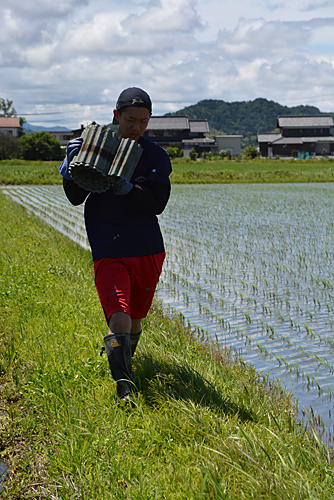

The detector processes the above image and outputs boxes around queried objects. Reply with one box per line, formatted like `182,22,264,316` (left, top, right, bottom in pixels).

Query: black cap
113,87,152,124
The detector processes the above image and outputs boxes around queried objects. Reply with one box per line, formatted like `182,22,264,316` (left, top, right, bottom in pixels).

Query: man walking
59,87,172,406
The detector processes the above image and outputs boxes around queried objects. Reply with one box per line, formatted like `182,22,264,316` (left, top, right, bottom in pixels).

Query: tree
19,117,27,137
0,133,21,160
21,131,64,161
166,97,326,148
0,98,17,117
0,97,26,136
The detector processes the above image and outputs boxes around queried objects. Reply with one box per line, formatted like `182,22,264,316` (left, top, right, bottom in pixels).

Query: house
214,135,243,157
48,130,76,146
257,115,334,157
0,117,21,137
51,117,243,157
143,115,244,157
47,125,87,145
143,116,213,156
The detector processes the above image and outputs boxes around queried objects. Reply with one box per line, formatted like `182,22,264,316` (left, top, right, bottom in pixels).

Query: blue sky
1,0,333,129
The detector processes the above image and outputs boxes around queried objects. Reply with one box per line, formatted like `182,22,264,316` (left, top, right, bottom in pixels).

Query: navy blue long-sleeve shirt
63,136,172,260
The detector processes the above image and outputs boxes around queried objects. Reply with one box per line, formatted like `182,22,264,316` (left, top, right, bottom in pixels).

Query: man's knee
109,311,131,333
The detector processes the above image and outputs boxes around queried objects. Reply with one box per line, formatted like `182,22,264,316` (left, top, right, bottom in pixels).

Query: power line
17,102,116,116
17,93,334,118
16,99,198,116
281,93,334,101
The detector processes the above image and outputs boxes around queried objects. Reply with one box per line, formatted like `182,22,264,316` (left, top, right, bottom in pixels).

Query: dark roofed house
189,120,210,135
62,117,241,158
143,116,213,156
278,116,333,129
257,115,334,157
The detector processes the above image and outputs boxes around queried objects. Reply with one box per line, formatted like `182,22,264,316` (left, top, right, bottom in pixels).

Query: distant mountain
23,123,71,133
166,98,334,147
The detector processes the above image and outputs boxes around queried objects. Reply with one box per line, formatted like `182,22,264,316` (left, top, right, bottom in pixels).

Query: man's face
114,107,151,142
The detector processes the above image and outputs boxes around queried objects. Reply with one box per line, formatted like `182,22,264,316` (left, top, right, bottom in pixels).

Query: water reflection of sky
0,461,7,490
157,183,334,443
2,183,334,444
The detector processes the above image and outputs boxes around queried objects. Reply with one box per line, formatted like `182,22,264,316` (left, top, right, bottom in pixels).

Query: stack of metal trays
68,123,143,193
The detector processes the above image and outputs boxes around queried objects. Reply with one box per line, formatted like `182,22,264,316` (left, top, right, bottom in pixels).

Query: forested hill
166,98,333,147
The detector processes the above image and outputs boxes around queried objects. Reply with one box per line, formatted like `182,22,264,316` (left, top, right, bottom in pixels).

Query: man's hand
67,137,83,163
59,137,83,180
112,178,133,196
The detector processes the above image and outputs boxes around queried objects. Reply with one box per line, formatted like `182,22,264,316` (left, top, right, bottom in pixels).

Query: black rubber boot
130,330,142,357
103,332,136,407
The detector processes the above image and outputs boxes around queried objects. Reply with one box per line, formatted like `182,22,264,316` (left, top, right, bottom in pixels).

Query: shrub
202,152,224,161
21,131,63,161
189,149,197,161
166,147,181,159
172,156,191,163
246,146,258,159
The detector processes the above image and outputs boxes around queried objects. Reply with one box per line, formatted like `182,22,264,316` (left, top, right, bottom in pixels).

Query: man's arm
63,178,90,206
126,180,171,215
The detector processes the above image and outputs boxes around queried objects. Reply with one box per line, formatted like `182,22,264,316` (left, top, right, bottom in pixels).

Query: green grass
1,192,334,498
170,157,334,184
1,157,334,185
0,159,63,185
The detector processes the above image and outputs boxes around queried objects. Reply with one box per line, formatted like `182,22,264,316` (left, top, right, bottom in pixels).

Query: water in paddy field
2,183,334,444
1,185,90,251
0,456,7,493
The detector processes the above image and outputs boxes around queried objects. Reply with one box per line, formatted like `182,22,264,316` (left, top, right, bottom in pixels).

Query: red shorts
93,252,165,324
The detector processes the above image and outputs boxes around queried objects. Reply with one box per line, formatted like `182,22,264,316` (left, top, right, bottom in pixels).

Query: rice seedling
2,182,334,446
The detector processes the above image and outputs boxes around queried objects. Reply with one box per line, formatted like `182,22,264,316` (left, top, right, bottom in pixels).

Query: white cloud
302,1,333,11
216,17,334,60
123,0,204,33
0,0,333,129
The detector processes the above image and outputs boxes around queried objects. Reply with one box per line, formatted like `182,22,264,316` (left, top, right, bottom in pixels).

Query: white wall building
0,117,20,137
215,135,243,157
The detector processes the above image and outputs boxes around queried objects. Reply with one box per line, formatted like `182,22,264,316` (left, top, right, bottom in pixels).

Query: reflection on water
2,183,334,444
157,183,334,443
0,460,7,490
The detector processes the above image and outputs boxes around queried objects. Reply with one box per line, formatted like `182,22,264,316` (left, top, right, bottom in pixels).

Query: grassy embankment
1,192,334,497
1,157,334,185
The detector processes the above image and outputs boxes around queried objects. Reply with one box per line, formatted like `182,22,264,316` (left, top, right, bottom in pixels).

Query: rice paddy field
1,182,334,446
1,157,334,185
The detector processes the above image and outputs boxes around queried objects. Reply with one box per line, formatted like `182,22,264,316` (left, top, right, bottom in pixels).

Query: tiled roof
272,137,303,145
146,116,189,130
301,136,334,143
182,137,215,144
189,120,209,133
277,115,333,128
257,133,281,143
0,117,20,128
259,135,334,145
